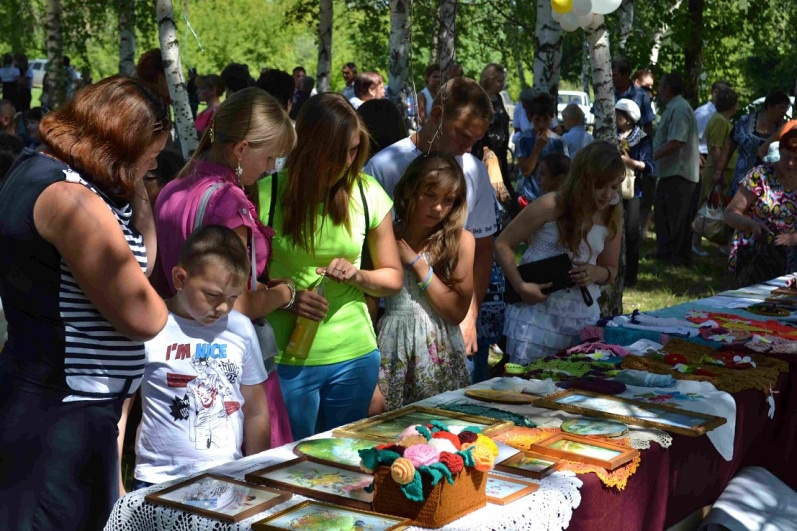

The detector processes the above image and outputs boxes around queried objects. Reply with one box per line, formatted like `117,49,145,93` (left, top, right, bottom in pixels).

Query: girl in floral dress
374,153,475,412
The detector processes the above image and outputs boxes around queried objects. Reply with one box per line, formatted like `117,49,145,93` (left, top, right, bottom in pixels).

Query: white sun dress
503,221,607,364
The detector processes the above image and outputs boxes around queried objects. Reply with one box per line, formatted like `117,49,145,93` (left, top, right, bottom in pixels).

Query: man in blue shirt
612,57,656,137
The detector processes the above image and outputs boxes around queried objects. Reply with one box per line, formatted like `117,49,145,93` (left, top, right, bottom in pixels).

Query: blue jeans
466,339,490,384
277,349,380,440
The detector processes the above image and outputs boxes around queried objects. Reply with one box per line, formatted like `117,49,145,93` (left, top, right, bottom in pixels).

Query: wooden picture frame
144,473,291,523
245,456,374,511
292,437,376,473
530,433,639,470
251,500,409,530
494,451,564,480
534,389,726,437
332,405,514,443
485,474,539,505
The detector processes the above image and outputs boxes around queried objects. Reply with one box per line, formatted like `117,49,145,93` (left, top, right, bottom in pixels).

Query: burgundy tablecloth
566,368,795,530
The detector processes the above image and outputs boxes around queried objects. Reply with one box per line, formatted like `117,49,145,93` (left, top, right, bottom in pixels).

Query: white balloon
571,0,593,17
591,0,621,15
551,8,564,23
577,12,594,28
560,12,580,32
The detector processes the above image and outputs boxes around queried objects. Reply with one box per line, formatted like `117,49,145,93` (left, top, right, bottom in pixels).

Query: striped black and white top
0,149,148,402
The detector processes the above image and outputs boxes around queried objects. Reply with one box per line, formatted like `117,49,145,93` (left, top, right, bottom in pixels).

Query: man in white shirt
365,77,497,356
694,80,731,159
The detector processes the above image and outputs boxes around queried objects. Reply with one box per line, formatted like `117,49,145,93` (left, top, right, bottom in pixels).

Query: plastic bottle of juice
285,275,328,359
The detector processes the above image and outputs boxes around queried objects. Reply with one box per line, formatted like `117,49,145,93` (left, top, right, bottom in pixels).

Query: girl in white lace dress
373,153,475,412
496,142,624,364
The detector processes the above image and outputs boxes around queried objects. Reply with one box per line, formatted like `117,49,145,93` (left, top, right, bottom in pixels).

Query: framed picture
293,437,376,473
252,500,409,530
332,405,514,443
144,473,291,523
494,451,563,480
245,457,374,511
530,433,639,470
534,389,726,437
485,474,539,505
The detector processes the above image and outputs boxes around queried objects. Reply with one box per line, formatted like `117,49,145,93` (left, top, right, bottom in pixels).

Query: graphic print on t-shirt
162,343,241,450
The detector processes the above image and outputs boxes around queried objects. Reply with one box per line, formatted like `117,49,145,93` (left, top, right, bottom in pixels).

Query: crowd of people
0,49,796,531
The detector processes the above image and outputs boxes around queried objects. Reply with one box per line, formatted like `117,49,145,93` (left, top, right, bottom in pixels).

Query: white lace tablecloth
106,380,589,531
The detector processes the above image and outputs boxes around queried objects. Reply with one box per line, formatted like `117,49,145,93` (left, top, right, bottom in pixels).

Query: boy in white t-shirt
118,225,270,493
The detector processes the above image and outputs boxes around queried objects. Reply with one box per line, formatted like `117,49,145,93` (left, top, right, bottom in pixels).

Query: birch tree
44,0,66,109
649,0,683,66
585,15,616,143
618,0,634,51
316,0,332,92
388,0,411,125
585,14,623,317
436,0,457,77
156,0,197,161
118,0,136,75
532,0,563,97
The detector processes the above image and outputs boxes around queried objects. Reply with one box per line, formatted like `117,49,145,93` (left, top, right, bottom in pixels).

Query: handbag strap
193,182,225,232
267,173,278,228
580,286,594,307
193,182,257,291
358,178,369,236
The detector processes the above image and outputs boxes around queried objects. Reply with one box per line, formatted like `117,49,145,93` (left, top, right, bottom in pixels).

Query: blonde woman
153,87,297,446
257,93,402,439
497,142,623,364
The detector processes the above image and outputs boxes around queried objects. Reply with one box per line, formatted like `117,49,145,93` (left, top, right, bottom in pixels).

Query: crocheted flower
391,457,416,485
427,438,458,455
438,451,464,474
381,444,406,456
359,459,374,474
404,444,440,468
470,443,495,472
397,434,428,448
475,434,499,458
432,430,462,450
457,430,478,445
397,425,423,441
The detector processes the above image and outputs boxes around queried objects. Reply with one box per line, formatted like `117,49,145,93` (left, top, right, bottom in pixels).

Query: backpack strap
193,182,225,231
358,178,369,236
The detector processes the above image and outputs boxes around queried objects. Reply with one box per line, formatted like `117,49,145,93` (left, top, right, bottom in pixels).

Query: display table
106,277,797,531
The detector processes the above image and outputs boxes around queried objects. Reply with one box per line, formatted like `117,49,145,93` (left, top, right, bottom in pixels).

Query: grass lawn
623,234,736,313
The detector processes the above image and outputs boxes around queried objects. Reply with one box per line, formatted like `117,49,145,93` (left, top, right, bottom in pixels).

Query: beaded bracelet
417,265,434,291
406,255,423,270
279,280,297,309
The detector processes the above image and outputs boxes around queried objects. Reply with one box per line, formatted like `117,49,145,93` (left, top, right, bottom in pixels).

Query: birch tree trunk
581,39,590,95
156,0,197,161
317,0,333,92
586,15,624,317
618,0,634,52
44,0,66,109
650,0,683,66
683,0,704,107
118,0,136,75
388,0,411,126
436,0,457,78
532,0,563,97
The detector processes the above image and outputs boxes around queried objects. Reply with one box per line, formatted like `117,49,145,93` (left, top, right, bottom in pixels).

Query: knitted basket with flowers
357,420,499,528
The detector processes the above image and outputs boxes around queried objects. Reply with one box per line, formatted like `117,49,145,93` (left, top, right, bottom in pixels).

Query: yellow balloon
552,0,574,14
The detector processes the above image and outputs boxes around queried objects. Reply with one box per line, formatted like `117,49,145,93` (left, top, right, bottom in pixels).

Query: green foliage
1,0,792,109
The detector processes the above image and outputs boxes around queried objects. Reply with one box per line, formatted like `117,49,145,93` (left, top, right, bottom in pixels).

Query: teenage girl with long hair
496,141,623,364
372,153,475,412
257,93,402,439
